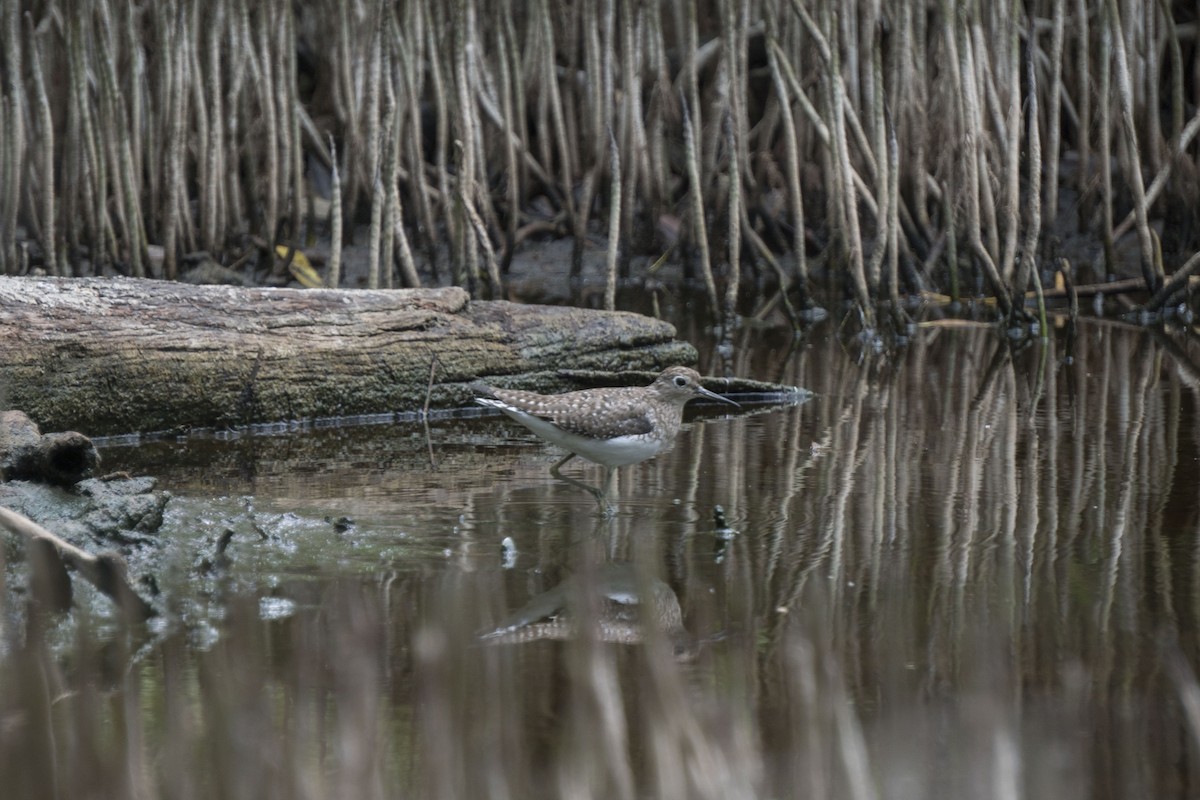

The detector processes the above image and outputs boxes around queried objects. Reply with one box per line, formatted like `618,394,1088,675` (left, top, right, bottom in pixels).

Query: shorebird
479,562,696,659
474,366,738,511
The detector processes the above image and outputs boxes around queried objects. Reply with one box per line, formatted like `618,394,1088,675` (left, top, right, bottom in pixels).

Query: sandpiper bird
474,366,738,511
479,563,696,659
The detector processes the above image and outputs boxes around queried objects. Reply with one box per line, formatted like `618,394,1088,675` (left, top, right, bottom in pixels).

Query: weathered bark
0,410,99,485
0,276,696,435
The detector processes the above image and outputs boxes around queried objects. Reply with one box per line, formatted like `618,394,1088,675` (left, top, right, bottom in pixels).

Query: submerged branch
0,505,155,620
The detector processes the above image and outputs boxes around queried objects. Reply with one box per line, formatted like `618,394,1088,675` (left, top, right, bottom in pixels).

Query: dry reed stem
365,3,385,290
28,18,55,276
1142,1,1162,175
2,4,23,270
503,6,533,197
966,25,1001,268
742,203,800,327
364,3,384,277
1113,109,1200,241
62,71,87,262
364,0,383,215
384,52,421,290
625,1,649,182
765,12,811,309
786,1,881,245
886,106,901,308
284,3,303,244
394,11,441,280
367,166,384,290
1105,0,1158,291
61,12,84,272
1044,0,1066,230
494,21,520,271
390,147,422,289
769,28,879,221
182,5,207,259
605,126,621,311
471,33,553,189
467,28,504,248
1157,0,1183,143
680,90,718,318
454,0,501,297
826,4,870,325
865,5,886,295
644,1,670,207
768,37,829,144
1098,16,1114,259
998,8,1020,287
102,3,138,271
1073,0,1091,226
224,0,249,233
84,10,117,272
332,0,357,212
1014,11,1042,300
328,135,343,288
202,4,225,252
570,0,604,290
559,6,583,198
0,98,11,272
256,3,278,252
424,0,457,282
95,0,128,267
537,0,577,225
720,1,744,326
724,108,741,324
947,1,1011,316
618,0,643,284
380,78,397,289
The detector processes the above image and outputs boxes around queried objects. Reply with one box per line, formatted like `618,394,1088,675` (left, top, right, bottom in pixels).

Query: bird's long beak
698,386,740,408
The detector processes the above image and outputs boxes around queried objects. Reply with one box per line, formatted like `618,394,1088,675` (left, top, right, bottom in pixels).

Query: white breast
480,399,673,467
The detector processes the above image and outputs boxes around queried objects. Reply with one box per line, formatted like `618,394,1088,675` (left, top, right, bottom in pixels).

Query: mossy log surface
0,276,696,435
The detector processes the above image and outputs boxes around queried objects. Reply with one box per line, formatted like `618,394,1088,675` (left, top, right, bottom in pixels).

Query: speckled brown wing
488,386,654,440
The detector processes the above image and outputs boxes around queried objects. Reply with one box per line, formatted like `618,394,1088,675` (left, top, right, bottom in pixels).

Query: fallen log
0,276,696,436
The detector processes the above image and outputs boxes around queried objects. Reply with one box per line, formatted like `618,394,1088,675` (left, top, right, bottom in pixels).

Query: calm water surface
5,317,1200,799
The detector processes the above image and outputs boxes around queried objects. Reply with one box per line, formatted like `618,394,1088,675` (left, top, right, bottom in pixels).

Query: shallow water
5,315,1200,798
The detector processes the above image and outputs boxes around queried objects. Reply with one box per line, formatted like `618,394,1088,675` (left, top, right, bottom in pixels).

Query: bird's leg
550,453,601,502
549,453,613,513
599,467,616,517
549,453,579,484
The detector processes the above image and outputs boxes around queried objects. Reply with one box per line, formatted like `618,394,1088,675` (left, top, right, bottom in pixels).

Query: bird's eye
673,376,687,388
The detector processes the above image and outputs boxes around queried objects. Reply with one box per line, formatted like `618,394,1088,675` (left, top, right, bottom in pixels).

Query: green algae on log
0,276,696,436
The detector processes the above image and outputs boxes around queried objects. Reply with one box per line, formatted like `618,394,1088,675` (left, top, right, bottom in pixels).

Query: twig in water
1143,249,1200,314
424,354,441,469
1060,259,1079,324
0,506,155,620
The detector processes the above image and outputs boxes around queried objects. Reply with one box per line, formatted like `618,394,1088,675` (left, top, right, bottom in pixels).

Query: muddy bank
0,410,164,618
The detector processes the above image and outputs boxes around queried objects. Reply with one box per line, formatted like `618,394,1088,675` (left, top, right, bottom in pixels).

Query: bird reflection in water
479,562,697,661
